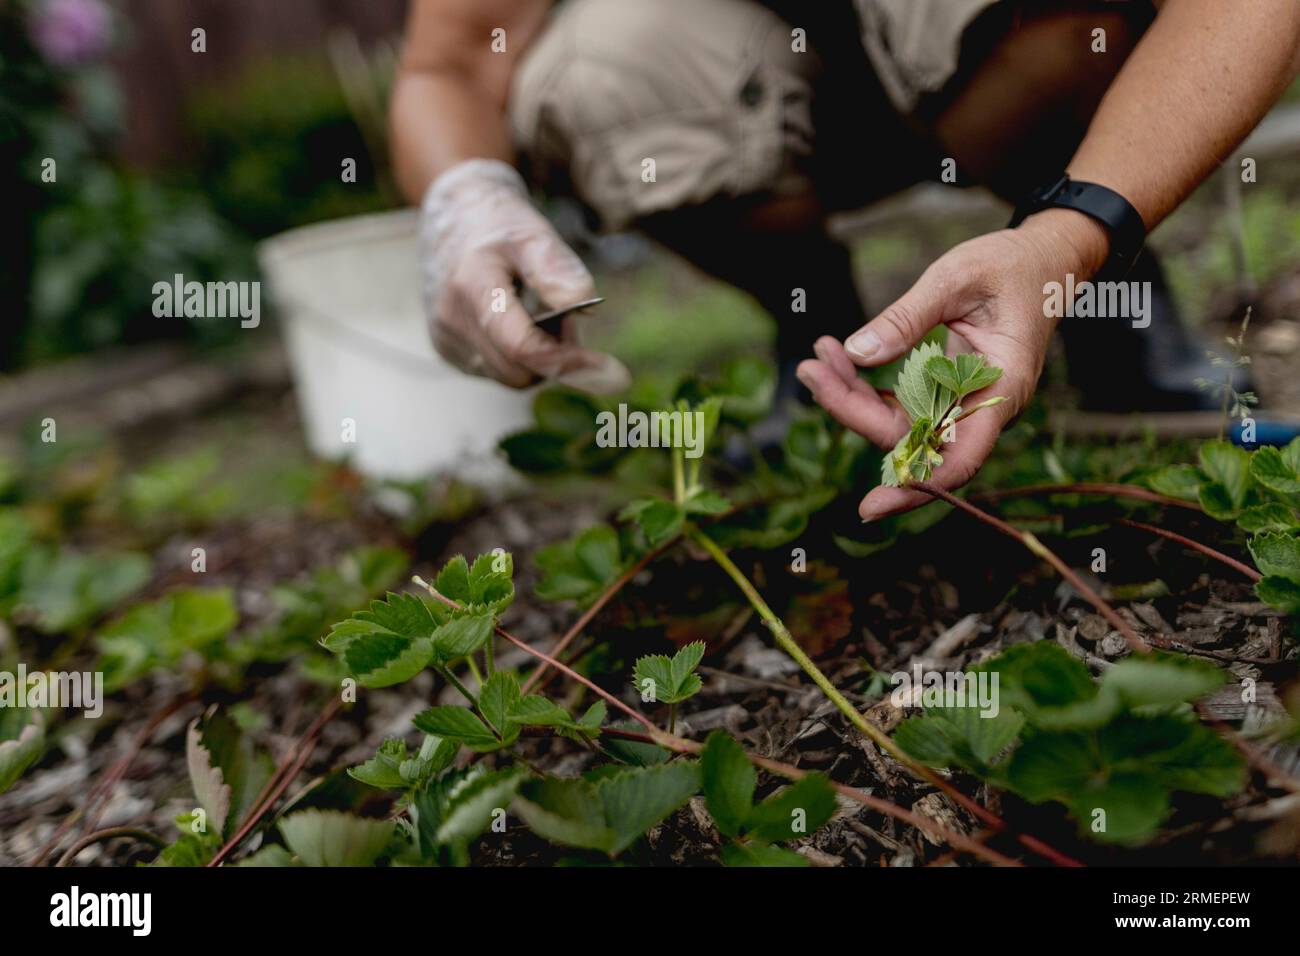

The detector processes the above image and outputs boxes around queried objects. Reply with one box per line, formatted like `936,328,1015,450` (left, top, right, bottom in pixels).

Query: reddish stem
603,727,1020,867
1116,517,1261,581
435,581,1082,867
521,542,669,694
915,482,1150,655
32,692,194,867
418,581,655,733
208,697,343,867
925,482,1300,797
972,482,1200,511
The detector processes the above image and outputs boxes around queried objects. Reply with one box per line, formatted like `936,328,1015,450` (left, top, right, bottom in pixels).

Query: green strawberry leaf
433,555,471,604
1248,532,1300,582
1250,443,1300,498
720,842,810,867
633,641,705,704
1068,773,1170,844
435,765,528,846
478,671,521,736
185,711,272,839
591,761,701,855
515,762,701,857
344,632,434,688
0,708,44,795
924,353,1001,400
412,707,501,751
432,613,495,661
1144,464,1204,502
96,587,238,691
235,844,298,867
684,488,732,516
348,738,412,790
621,499,685,547
535,525,625,608
468,551,515,611
513,776,615,852
989,642,1116,729
278,810,393,867
745,773,837,844
1198,442,1252,517
1236,503,1299,534
700,731,755,838
1256,575,1300,613
894,340,950,423
1100,652,1226,708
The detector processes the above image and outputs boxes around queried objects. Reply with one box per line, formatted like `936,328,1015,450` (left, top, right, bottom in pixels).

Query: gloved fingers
510,222,599,314
481,293,630,393
493,240,631,392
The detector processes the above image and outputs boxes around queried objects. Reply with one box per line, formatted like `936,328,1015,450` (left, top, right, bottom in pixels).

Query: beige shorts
508,0,1129,230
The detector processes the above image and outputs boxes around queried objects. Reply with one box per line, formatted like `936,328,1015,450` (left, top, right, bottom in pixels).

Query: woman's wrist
1013,207,1112,282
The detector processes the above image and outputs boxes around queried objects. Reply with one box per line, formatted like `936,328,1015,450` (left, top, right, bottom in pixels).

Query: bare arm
1053,0,1300,274
396,0,629,394
805,0,1300,521
390,0,552,201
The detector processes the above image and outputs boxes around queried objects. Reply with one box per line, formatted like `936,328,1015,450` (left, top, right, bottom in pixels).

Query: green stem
484,634,495,677
669,702,677,736
684,522,1087,864
686,526,905,761
672,444,686,505
464,655,484,689
437,665,479,708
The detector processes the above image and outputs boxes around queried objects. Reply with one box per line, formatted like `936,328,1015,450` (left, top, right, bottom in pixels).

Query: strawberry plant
500,341,1283,859
700,730,837,866
894,642,1244,843
0,508,150,635
12,337,1292,869
164,544,841,867
632,641,704,732
880,342,1005,487
1145,436,1300,615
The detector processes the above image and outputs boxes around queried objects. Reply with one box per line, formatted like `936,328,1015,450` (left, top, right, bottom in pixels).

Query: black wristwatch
1008,174,1147,280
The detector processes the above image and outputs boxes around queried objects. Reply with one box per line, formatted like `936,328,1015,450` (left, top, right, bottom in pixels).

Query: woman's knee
509,0,819,231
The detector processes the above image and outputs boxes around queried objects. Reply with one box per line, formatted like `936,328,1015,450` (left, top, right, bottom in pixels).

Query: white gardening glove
418,158,631,394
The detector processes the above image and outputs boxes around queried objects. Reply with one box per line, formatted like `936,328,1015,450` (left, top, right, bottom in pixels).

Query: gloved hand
418,158,631,394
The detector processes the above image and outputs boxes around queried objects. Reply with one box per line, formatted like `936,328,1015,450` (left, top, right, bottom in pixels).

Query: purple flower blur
28,0,113,67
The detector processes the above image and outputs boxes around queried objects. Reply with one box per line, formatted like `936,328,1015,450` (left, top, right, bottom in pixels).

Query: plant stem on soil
209,696,343,867
56,827,166,867
521,540,672,693
918,482,1300,798
914,482,1150,655
603,727,1020,867
971,482,1199,511
1115,517,1261,581
685,524,1083,867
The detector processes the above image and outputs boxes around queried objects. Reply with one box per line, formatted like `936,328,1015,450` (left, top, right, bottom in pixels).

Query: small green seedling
633,641,704,732
882,342,1006,487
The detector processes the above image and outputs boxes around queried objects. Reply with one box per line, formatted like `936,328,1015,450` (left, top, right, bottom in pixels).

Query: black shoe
1059,252,1251,412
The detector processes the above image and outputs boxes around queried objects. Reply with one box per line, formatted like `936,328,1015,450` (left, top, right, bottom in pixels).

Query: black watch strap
1008,174,1146,280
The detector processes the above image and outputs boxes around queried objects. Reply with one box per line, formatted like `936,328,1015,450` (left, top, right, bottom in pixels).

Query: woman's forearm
390,71,515,202
389,0,551,202
1067,0,1300,231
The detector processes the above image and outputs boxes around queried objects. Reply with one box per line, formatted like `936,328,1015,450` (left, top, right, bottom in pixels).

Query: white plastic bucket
258,210,534,484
